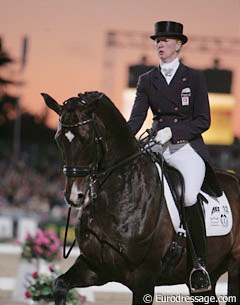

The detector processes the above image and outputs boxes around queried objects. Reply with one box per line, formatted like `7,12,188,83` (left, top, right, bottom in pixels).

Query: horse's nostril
78,193,84,199
77,193,85,205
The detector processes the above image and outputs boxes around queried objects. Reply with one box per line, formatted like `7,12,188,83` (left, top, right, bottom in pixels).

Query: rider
127,20,212,292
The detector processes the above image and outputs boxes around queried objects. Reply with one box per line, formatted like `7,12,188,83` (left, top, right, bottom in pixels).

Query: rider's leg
185,202,206,264
184,201,212,291
163,143,211,291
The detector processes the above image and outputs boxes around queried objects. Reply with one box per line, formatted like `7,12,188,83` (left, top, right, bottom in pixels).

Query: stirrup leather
189,264,212,293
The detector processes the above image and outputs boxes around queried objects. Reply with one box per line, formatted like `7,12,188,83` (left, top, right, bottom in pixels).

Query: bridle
60,110,143,201
60,113,105,179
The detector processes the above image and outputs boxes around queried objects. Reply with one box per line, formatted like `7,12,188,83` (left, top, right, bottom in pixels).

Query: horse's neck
97,102,139,166
104,130,139,166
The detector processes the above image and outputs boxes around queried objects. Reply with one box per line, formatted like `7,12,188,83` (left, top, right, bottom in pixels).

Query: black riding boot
185,202,211,292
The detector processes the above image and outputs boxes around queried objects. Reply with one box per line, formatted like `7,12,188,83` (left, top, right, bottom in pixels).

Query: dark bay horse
42,91,240,305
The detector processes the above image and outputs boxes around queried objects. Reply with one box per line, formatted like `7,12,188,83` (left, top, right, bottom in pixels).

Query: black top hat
150,21,188,44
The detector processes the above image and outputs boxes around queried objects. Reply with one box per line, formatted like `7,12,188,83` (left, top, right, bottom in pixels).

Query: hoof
52,276,69,298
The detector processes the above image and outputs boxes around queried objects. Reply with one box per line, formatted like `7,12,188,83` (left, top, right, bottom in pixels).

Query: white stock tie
161,67,174,77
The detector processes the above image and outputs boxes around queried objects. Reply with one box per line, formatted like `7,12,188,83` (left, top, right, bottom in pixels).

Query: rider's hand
155,127,172,145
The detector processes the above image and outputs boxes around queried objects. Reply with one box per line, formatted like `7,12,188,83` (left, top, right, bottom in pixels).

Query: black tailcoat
128,63,212,165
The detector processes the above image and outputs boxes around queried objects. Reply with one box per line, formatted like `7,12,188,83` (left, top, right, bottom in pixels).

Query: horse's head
42,91,138,207
41,91,107,207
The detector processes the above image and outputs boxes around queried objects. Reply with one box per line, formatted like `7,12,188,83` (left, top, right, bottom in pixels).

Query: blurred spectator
0,141,67,221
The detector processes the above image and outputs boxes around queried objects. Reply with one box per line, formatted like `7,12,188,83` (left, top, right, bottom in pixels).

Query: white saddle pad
155,163,233,237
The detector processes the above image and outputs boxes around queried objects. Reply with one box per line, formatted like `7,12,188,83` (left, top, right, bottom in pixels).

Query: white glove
155,127,172,145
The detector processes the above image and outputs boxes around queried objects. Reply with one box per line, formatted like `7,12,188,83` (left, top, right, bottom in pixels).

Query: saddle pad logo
203,192,232,236
210,205,229,227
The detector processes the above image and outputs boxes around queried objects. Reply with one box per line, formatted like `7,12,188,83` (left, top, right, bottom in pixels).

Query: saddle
163,161,223,213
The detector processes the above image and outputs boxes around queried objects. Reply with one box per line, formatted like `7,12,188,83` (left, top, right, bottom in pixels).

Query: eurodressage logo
154,294,237,304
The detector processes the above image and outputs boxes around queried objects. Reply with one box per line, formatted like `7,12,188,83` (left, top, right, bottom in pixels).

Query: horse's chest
76,213,102,258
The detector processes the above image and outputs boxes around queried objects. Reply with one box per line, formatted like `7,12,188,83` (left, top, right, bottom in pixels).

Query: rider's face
155,37,182,63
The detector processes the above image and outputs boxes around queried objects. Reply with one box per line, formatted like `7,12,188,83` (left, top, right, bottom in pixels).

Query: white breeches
152,142,206,207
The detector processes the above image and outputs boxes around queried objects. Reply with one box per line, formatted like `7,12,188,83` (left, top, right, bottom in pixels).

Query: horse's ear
41,93,62,115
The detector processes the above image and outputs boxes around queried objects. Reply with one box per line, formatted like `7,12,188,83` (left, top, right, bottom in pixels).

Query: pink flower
48,231,61,244
22,229,61,261
36,229,44,239
49,244,59,252
25,291,31,298
32,271,38,279
43,237,51,244
33,245,44,254
47,229,57,238
35,236,50,245
34,237,43,245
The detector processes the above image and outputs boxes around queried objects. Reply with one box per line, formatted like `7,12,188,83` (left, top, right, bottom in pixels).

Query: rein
96,150,142,179
63,206,76,259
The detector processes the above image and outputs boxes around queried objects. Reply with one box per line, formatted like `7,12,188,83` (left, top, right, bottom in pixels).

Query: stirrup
189,264,212,293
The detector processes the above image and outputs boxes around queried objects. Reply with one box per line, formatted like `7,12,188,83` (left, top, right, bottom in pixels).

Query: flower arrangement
21,229,61,262
25,265,86,304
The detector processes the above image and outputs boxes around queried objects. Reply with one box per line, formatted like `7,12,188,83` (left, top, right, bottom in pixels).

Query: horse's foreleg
132,286,154,305
131,272,155,305
53,254,100,305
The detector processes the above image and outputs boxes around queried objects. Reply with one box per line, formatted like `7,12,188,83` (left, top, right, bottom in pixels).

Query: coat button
159,118,163,122
173,118,178,123
174,107,179,111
